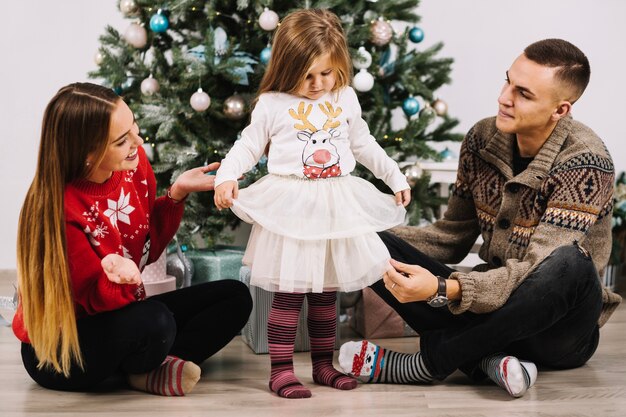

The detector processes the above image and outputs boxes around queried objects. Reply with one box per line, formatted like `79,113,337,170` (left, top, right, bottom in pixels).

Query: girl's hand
382,259,438,303
214,180,239,210
395,189,411,207
101,254,142,285
168,162,221,201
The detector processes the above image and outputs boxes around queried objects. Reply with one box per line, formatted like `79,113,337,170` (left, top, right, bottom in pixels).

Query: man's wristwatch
426,275,449,307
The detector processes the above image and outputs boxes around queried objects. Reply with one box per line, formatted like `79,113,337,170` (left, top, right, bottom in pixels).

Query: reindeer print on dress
289,101,343,179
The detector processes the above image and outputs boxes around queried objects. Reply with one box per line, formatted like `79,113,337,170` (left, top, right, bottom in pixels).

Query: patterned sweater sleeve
391,135,481,263
449,152,614,315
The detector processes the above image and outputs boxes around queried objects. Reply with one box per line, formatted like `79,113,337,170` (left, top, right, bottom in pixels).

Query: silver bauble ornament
120,0,139,16
419,106,437,125
141,143,155,162
166,252,194,289
190,88,211,112
223,94,246,120
404,163,423,188
140,76,160,96
124,23,148,49
259,8,279,31
370,18,393,46
432,99,448,116
353,46,373,70
353,69,375,92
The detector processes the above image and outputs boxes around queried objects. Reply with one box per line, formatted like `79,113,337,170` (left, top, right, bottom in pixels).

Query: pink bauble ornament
370,17,393,46
259,8,279,31
124,23,147,49
190,88,211,112
140,76,160,96
432,99,448,116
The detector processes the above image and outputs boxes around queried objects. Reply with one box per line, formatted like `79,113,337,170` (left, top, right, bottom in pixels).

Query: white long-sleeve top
215,86,409,193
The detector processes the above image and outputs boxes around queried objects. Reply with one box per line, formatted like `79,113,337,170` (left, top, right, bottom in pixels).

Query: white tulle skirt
231,174,406,293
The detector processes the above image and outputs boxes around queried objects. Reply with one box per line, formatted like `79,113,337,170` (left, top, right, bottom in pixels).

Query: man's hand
101,254,142,285
214,180,239,210
383,259,439,303
168,162,221,201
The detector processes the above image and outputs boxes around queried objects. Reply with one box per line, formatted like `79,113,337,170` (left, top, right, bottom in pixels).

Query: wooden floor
1,269,625,417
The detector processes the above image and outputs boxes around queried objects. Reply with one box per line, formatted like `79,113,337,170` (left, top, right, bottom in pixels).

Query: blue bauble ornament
409,26,425,43
113,86,123,95
150,10,169,33
439,147,456,161
260,47,272,65
402,96,420,116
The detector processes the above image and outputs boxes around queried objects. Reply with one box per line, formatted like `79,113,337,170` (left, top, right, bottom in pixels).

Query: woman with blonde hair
13,82,252,396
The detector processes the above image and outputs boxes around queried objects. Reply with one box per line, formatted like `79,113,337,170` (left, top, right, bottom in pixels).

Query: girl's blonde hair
258,8,352,96
17,82,119,376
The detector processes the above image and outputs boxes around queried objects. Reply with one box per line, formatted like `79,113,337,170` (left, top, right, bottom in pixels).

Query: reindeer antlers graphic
319,102,342,130
289,102,318,132
289,101,343,132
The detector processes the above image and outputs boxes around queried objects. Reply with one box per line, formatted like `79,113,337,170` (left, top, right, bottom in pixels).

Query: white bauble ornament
223,94,246,120
120,0,139,16
353,69,375,92
94,51,103,65
259,8,279,31
370,17,393,46
190,88,211,112
353,46,372,70
140,76,160,96
124,23,148,49
432,99,448,116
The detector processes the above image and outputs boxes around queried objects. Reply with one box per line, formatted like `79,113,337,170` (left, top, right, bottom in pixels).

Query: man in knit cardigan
339,38,622,398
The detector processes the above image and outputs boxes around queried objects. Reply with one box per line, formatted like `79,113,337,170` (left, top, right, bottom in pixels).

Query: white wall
1,0,625,269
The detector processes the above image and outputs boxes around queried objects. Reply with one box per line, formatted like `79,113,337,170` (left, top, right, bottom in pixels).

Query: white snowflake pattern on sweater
104,188,135,229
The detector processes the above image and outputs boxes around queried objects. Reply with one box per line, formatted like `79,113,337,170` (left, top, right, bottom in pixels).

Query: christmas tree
90,0,462,247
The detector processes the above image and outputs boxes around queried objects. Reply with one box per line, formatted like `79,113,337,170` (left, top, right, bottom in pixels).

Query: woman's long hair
17,82,119,376
257,8,352,96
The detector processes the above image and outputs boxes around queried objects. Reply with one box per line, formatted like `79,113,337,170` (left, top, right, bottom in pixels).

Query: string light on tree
409,26,425,43
124,22,147,48
190,88,211,112
140,75,160,96
150,9,169,33
353,69,375,92
259,8,279,31
370,17,393,46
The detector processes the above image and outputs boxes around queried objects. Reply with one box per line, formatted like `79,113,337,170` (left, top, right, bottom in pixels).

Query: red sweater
13,146,184,343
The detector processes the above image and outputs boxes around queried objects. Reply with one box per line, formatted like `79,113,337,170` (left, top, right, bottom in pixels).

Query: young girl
214,9,411,399
13,82,252,396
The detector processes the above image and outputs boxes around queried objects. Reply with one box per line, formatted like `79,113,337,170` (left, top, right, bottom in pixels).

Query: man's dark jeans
372,232,603,380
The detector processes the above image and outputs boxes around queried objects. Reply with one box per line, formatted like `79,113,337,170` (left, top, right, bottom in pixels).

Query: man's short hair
524,39,590,103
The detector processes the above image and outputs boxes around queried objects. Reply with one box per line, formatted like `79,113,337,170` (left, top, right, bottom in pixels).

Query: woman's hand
214,180,239,210
168,162,221,201
101,254,142,285
383,259,439,303
395,189,411,207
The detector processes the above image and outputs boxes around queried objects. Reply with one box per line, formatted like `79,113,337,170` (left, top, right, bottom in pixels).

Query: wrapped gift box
186,246,244,284
239,266,340,354
350,287,418,339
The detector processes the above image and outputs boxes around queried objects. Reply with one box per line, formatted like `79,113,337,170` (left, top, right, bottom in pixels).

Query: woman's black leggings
21,280,253,391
